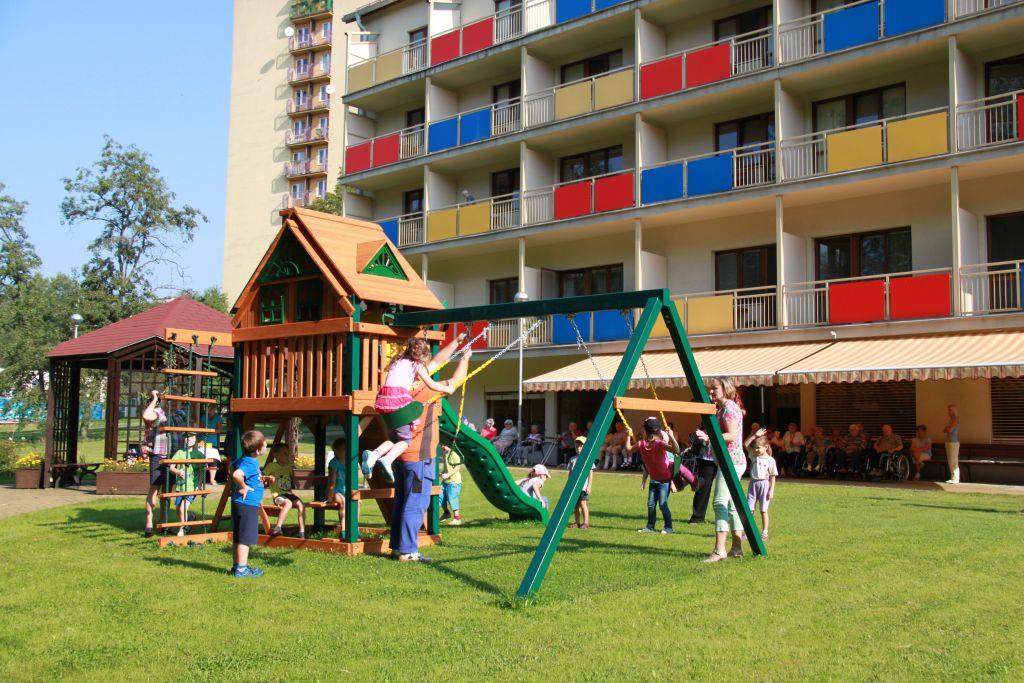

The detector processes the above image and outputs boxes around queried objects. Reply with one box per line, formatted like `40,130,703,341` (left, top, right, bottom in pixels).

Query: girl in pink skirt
361,335,465,482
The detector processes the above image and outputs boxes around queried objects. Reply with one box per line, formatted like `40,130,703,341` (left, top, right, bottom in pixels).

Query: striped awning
523,342,829,392
776,330,1024,384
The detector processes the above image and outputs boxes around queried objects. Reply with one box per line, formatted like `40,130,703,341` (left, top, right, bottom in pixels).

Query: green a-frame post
393,289,765,600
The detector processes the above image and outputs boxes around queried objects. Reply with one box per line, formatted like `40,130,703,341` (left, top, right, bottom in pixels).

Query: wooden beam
230,396,352,414
352,322,445,340
231,318,349,343
160,368,218,377
161,394,217,405
158,530,232,548
351,486,441,501
161,426,216,434
165,328,232,346
613,396,716,415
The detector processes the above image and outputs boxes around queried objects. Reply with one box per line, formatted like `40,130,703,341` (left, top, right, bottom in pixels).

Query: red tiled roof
48,297,233,359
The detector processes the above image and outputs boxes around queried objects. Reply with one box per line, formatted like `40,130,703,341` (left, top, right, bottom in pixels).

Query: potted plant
293,455,315,490
14,453,42,489
95,458,152,495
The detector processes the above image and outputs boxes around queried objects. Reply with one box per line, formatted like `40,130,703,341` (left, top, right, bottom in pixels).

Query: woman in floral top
703,378,747,563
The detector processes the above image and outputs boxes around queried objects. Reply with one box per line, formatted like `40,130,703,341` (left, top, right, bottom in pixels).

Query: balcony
289,26,332,52
290,0,332,21
377,212,425,246
640,143,776,205
779,0,946,65
347,40,429,93
957,90,1024,151
287,96,330,115
345,124,425,173
779,108,949,181
419,191,525,245
427,98,524,153
955,0,1024,18
961,260,1024,314
285,126,328,146
288,63,331,84
639,28,774,102
524,65,634,128
485,317,553,349
282,192,312,209
283,160,328,179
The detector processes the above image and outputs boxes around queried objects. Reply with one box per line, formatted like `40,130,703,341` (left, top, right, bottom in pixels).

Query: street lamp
70,313,83,339
513,291,529,439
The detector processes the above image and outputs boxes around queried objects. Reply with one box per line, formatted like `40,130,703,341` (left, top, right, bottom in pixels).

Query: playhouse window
296,279,323,322
259,285,286,325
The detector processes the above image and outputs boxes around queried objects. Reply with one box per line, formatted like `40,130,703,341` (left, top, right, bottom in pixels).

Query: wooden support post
342,295,362,543
66,363,81,466
517,295,665,600
313,418,326,533
212,348,244,533
103,358,120,461
42,358,57,489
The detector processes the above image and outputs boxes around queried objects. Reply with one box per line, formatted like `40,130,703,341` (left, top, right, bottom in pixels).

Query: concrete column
776,195,786,328
950,165,962,316
421,253,429,281
518,237,526,287
634,219,643,291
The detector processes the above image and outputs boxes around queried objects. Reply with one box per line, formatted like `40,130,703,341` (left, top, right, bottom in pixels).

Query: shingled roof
49,297,233,360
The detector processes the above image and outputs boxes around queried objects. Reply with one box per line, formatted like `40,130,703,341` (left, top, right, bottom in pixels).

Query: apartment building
229,0,1024,477
224,0,358,300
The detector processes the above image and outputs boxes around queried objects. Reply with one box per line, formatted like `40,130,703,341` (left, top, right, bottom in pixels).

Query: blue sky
0,1,232,293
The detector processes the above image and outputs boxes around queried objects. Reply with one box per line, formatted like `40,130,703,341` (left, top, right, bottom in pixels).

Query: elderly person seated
479,418,498,441
868,424,904,478
804,426,829,475
557,422,581,466
840,423,868,475
493,419,519,459
824,427,844,476
780,423,806,477
908,425,932,481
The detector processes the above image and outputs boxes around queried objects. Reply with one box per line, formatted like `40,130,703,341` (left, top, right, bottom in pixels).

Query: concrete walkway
0,485,118,520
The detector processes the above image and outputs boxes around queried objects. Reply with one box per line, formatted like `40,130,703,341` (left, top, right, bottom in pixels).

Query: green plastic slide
438,400,549,523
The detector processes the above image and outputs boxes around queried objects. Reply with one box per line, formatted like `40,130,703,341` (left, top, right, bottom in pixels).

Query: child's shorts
441,482,462,510
390,424,414,444
747,479,772,512
273,493,302,506
576,490,589,503
175,495,196,506
149,455,167,487
232,503,259,546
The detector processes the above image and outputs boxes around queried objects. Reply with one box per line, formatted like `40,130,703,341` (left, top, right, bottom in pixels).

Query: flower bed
15,468,40,489
96,458,151,495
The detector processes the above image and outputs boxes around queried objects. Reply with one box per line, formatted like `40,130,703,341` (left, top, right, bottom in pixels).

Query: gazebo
42,297,234,488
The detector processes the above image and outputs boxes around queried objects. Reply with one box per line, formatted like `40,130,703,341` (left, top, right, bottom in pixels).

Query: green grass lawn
0,473,1022,681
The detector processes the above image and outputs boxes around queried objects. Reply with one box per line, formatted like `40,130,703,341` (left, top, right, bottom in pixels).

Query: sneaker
447,518,462,526
944,479,959,484
176,528,186,537
440,511,451,521
661,528,675,534
397,553,433,564
761,530,769,541
637,527,656,533
143,528,154,538
231,565,264,578
297,532,305,539
360,450,376,479
270,527,282,537
380,459,395,483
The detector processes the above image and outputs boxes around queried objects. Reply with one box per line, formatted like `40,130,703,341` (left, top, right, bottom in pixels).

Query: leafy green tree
181,285,230,313
0,183,40,295
61,136,207,324
306,181,344,215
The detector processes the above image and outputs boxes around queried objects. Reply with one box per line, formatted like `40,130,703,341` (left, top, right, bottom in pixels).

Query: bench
49,462,101,487
928,443,1024,483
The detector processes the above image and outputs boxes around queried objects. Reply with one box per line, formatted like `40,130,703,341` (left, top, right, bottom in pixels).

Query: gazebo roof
48,297,233,360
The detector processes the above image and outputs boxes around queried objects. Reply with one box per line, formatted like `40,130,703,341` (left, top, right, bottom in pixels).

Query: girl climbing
361,334,468,482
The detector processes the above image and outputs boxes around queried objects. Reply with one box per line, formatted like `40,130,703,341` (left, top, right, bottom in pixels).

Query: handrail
957,88,1024,110
347,122,425,148
427,191,520,214
961,258,1024,273
955,0,1023,18
785,266,953,292
430,95,524,128
780,106,949,145
641,26,773,66
641,140,773,173
549,167,634,190
779,0,880,34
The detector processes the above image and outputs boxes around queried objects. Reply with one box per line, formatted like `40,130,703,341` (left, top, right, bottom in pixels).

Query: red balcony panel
828,280,886,325
889,273,951,321
553,181,593,220
593,172,634,213
1018,94,1024,141
372,133,401,167
345,142,372,173
470,321,489,349
461,17,493,55
685,43,731,88
431,30,461,66
444,321,488,348
640,56,683,100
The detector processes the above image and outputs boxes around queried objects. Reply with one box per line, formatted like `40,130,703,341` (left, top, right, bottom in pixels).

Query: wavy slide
438,400,549,523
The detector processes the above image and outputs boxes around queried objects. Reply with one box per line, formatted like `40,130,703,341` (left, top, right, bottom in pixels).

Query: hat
574,435,587,445
532,464,550,477
504,419,514,425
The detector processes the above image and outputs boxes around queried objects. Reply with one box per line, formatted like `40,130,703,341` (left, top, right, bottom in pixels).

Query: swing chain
566,314,633,435
620,309,668,429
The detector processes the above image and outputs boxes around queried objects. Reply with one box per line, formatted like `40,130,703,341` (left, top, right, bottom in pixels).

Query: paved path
0,485,117,520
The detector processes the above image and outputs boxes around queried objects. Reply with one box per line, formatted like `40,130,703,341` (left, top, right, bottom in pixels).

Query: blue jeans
646,480,672,530
390,458,435,555
441,482,461,511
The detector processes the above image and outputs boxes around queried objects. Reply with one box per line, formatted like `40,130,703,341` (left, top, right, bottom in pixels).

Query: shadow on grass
869,498,1021,515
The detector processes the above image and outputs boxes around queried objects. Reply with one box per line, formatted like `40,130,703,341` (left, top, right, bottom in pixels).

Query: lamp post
70,313,83,339
514,291,529,439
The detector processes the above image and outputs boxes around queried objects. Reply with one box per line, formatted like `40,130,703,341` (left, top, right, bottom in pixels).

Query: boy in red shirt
627,417,695,535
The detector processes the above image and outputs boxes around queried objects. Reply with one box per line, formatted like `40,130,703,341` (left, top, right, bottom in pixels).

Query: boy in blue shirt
231,430,268,578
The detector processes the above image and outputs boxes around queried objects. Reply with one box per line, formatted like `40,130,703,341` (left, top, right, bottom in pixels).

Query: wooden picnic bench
49,462,101,487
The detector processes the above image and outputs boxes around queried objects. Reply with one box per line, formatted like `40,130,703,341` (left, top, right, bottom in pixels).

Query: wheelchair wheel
892,453,911,482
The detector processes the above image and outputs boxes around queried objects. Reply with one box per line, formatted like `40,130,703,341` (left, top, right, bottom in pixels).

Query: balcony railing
961,260,1024,314
955,0,1023,18
639,27,774,102
779,108,950,181
427,98,524,153
289,26,332,51
779,0,947,65
290,0,332,20
487,316,552,349
283,160,327,178
288,63,331,83
956,90,1023,151
282,191,314,209
524,65,635,128
286,96,330,115
640,143,776,205
345,123,425,173
347,39,429,92
285,126,328,145
419,192,523,244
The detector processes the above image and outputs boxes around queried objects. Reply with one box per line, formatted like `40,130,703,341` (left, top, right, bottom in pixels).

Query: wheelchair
874,450,912,482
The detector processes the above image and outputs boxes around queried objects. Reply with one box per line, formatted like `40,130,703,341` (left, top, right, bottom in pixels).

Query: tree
181,285,230,313
306,180,344,215
61,136,207,324
0,183,40,296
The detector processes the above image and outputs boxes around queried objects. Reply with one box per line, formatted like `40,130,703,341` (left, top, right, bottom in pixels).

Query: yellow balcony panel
685,295,734,335
375,50,403,83
458,200,492,236
826,125,883,174
554,81,592,120
347,61,374,93
593,68,634,111
886,112,949,163
650,299,685,338
427,208,458,242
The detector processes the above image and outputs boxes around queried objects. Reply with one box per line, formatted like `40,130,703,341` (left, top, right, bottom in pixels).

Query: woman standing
943,404,960,484
704,378,747,563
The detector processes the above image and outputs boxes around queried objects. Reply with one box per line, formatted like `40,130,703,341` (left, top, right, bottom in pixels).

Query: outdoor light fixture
70,313,84,339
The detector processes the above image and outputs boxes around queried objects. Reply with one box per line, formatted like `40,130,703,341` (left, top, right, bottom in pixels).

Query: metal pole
517,316,524,436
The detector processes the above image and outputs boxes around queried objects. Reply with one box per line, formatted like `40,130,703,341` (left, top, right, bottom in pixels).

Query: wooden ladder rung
162,426,216,434
156,520,213,529
307,501,341,510
160,368,218,377
613,396,717,415
159,489,215,499
161,394,217,405
351,486,441,501
159,458,220,465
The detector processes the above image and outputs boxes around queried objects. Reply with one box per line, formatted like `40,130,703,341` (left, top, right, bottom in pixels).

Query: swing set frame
394,288,766,600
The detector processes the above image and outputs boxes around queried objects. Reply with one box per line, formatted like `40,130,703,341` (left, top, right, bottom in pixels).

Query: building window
559,145,623,183
495,0,522,14
814,84,906,131
406,108,425,127
259,285,286,325
489,277,519,304
714,5,771,40
316,147,328,165
559,264,623,297
317,116,329,132
315,179,328,197
409,26,427,44
294,89,309,105
320,53,331,71
813,0,859,11
291,182,305,199
986,54,1024,97
491,168,520,197
295,57,309,73
560,50,623,84
815,227,912,280
816,382,916,437
715,245,777,291
297,26,311,42
292,150,306,163
293,119,307,134
492,79,521,103
295,279,323,322
988,212,1024,263
318,84,329,103
715,112,775,151
403,189,423,214
992,378,1024,443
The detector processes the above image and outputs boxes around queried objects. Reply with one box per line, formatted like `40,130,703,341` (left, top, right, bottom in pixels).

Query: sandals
704,551,728,563
568,523,580,529
728,548,744,558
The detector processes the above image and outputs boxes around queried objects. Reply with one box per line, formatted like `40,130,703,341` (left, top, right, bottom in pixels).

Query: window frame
559,49,623,84
984,53,1024,98
813,226,913,280
295,278,324,322
258,284,287,325
713,5,772,41
714,111,775,151
714,244,777,291
488,276,520,304
558,145,623,183
557,263,624,297
812,82,907,131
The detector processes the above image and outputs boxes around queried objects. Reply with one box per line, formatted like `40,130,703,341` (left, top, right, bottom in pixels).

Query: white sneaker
944,479,959,484
381,459,395,483
176,528,186,537
448,518,462,526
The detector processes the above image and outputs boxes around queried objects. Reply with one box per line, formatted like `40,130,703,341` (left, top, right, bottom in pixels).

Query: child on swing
361,334,468,482
628,417,696,534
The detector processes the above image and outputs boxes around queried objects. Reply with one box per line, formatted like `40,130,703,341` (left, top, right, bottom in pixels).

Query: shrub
98,458,150,473
0,440,17,474
294,455,314,469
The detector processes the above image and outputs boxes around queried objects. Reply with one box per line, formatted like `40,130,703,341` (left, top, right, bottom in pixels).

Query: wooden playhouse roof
231,208,442,315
